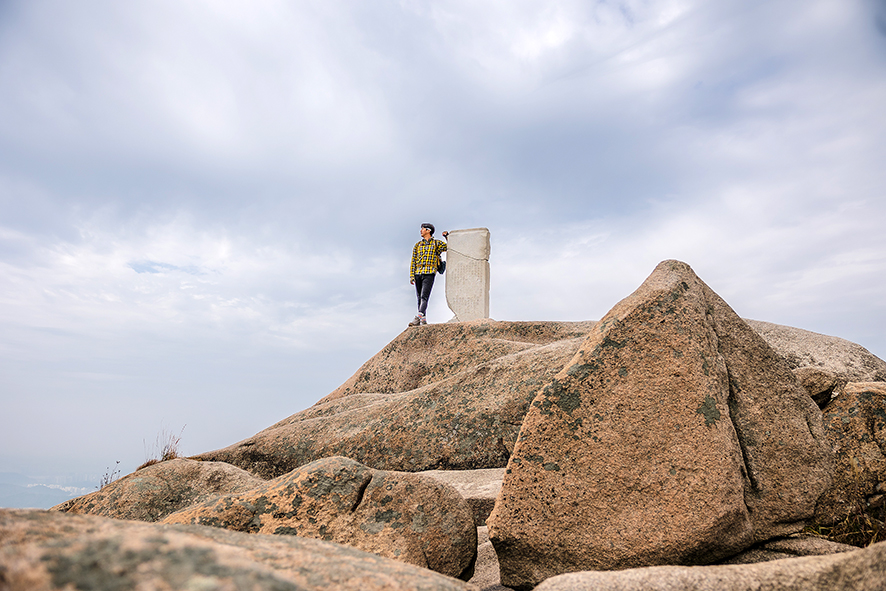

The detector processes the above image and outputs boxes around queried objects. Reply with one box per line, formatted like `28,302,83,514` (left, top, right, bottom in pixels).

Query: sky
1,0,885,495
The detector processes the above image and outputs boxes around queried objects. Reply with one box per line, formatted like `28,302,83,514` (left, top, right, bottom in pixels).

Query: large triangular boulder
487,260,833,589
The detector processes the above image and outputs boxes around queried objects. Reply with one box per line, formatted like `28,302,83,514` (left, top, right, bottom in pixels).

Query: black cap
421,223,435,235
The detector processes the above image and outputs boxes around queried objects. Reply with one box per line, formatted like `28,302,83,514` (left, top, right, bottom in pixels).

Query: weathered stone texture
194,321,597,478
468,526,506,591
163,456,477,580
445,228,491,322
0,509,478,591
50,458,264,522
487,260,832,589
534,541,886,591
815,381,886,525
324,320,591,402
746,320,886,383
794,367,846,408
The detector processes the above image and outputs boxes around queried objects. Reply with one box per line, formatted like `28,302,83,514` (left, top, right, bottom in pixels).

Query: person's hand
442,231,449,238
410,279,414,285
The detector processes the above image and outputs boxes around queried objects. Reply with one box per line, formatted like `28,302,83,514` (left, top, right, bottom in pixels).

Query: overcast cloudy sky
2,0,885,489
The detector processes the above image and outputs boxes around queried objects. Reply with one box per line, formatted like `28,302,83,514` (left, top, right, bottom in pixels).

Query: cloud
129,261,202,275
0,0,885,487
0,208,410,352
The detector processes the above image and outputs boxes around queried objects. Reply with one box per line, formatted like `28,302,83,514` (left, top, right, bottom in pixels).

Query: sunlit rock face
194,320,598,477
487,260,833,590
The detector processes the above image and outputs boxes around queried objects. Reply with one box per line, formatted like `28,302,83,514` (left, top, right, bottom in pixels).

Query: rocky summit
4,259,885,590
193,321,598,478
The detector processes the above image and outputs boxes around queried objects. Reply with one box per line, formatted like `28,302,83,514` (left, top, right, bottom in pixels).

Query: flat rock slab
419,468,505,526
163,456,477,580
0,509,478,591
189,317,879,484
487,260,833,589
720,535,858,564
534,540,886,591
194,321,597,478
324,320,597,402
50,458,264,522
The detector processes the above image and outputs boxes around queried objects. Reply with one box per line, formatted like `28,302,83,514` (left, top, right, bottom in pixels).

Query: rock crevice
487,260,833,589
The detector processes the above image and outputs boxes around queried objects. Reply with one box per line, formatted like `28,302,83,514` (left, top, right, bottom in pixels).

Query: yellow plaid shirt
410,238,447,282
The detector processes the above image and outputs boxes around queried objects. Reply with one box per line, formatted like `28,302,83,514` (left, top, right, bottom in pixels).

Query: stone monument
445,228,490,321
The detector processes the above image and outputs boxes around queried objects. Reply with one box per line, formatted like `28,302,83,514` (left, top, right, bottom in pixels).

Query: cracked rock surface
487,260,833,590
816,381,886,525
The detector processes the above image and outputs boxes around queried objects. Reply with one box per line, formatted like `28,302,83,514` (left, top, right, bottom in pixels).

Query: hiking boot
408,315,422,327
419,314,427,325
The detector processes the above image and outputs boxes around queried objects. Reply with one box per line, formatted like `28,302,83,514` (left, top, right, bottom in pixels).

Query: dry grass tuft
137,426,185,471
805,459,886,547
97,461,121,490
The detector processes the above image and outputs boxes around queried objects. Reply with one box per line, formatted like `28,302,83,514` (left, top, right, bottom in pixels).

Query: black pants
414,273,436,315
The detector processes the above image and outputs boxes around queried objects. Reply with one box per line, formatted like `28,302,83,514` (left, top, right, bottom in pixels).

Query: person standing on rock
409,223,448,327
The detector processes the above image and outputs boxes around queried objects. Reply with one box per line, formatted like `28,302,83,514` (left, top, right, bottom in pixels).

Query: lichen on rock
487,259,833,590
